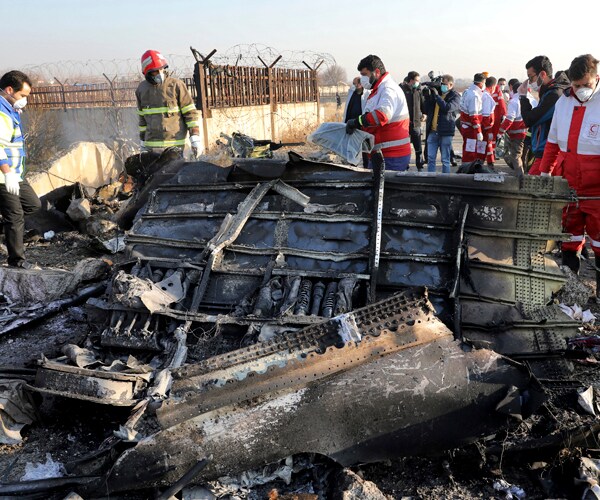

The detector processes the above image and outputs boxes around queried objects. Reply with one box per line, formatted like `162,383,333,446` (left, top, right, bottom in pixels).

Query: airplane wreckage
2,151,594,498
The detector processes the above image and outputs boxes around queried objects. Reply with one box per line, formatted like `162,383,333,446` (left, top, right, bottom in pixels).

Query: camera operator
423,75,460,173
400,71,425,170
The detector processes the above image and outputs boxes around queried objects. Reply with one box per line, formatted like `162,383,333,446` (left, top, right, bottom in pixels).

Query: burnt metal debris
17,153,585,495
103,289,543,493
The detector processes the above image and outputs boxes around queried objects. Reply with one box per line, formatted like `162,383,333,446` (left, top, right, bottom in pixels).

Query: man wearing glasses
517,55,570,175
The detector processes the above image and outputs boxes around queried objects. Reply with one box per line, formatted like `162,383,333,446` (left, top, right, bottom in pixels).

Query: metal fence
29,80,139,109
28,65,318,111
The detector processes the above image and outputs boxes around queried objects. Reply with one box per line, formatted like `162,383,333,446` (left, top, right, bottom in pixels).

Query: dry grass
322,101,344,123
279,123,310,143
21,108,63,172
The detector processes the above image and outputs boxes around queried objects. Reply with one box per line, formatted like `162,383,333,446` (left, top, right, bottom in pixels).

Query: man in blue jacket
424,75,461,173
0,71,41,269
517,55,570,175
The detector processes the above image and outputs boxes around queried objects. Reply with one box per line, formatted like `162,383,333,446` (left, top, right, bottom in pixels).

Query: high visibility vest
0,96,25,181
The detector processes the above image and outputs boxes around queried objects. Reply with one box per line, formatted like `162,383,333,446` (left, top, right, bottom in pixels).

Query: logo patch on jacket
587,123,599,139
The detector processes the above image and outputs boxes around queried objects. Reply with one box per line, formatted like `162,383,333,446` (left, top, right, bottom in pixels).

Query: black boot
416,156,424,171
562,250,581,274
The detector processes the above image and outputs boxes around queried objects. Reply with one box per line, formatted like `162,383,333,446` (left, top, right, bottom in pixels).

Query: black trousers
0,180,41,266
409,126,423,167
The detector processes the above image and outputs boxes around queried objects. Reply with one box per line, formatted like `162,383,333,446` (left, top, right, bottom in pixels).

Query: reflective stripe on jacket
0,96,25,182
459,84,483,133
135,76,200,148
491,86,507,135
481,91,496,132
540,85,600,195
361,73,410,158
498,93,526,139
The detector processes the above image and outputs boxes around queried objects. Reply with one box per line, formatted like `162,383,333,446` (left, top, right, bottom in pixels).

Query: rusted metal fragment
125,164,571,308
29,360,148,406
162,289,442,426
0,282,106,337
116,160,581,366
272,179,311,207
462,301,577,379
105,340,537,492
101,291,542,493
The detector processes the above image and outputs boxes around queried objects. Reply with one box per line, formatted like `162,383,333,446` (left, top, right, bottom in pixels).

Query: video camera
421,71,443,96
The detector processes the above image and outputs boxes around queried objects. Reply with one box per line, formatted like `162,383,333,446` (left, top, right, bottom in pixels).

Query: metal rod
155,458,209,500
451,204,470,341
368,151,386,302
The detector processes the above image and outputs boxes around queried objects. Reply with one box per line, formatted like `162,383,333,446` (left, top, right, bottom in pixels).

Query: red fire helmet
141,50,168,76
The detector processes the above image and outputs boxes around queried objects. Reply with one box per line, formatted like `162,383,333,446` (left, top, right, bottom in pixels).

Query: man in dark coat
424,74,461,173
400,71,425,170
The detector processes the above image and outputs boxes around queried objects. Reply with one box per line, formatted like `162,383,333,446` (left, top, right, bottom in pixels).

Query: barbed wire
21,44,337,85
213,43,336,69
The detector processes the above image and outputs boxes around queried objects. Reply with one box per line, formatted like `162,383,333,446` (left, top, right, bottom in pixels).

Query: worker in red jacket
459,74,486,163
482,78,497,164
538,54,600,298
490,77,507,164
497,80,528,174
346,55,411,171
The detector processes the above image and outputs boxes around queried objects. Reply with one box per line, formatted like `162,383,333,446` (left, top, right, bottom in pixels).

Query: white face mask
12,97,27,110
530,79,539,92
360,75,371,90
152,71,165,85
575,86,594,102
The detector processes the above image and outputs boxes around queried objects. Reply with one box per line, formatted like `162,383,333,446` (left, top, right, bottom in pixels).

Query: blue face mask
441,84,449,93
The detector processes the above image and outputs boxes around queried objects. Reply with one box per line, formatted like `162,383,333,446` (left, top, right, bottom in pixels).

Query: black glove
430,86,439,96
346,118,360,134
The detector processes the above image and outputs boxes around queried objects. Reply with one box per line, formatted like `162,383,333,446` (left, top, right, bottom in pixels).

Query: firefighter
136,50,202,158
459,74,486,163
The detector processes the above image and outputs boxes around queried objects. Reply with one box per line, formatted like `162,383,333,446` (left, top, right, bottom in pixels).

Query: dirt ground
1,148,600,499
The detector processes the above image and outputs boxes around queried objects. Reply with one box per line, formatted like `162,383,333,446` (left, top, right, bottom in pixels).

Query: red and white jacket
539,83,600,196
481,90,496,136
459,84,483,135
361,73,410,158
491,85,507,135
498,93,527,139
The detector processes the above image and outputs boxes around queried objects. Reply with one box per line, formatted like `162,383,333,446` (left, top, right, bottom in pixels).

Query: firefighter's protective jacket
136,76,200,148
0,96,25,182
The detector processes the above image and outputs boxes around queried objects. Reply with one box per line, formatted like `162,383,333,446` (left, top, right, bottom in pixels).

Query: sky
5,0,599,84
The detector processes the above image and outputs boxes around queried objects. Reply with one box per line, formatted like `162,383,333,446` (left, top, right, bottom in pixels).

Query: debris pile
3,152,600,498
